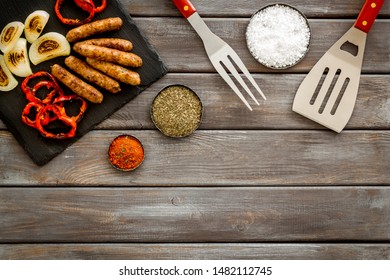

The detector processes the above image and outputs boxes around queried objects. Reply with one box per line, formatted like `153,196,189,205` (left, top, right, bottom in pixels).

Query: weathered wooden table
1,0,389,259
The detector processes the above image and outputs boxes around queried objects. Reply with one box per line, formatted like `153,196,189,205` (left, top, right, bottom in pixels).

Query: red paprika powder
108,135,144,171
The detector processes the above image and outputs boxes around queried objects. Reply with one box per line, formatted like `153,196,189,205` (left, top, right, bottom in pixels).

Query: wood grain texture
1,18,389,130
1,74,389,130
0,244,389,260
2,73,390,131
0,0,168,167
0,187,389,242
99,74,390,130
134,18,390,73
1,0,390,260
126,0,390,17
0,130,389,186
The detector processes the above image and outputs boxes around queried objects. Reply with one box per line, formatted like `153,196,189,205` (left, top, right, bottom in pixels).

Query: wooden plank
0,243,389,259
90,74,390,130
1,0,388,263
1,74,389,130
1,130,389,186
2,19,389,130
134,18,390,73
0,187,390,242
126,0,390,17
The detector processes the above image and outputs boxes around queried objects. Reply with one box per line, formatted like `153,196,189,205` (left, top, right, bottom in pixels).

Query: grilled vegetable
0,21,24,54
24,10,50,43
29,32,70,65
4,38,32,77
21,71,88,139
0,55,18,92
55,0,107,26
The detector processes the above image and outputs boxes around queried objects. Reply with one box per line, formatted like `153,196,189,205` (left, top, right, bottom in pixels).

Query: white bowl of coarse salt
246,3,311,69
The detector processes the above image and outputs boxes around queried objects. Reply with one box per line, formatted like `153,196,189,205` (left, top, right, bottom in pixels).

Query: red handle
172,0,196,18
355,0,384,33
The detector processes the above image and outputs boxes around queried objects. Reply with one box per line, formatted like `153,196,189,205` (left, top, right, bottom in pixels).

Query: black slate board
0,0,168,166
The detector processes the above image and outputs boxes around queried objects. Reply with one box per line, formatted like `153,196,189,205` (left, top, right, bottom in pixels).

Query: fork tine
228,51,267,101
222,56,260,106
212,60,253,111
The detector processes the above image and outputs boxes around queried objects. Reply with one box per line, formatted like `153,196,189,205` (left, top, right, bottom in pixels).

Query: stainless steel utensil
292,0,384,132
172,0,266,111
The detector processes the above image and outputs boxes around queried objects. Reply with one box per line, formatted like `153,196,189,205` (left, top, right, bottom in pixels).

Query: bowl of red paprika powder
108,134,145,171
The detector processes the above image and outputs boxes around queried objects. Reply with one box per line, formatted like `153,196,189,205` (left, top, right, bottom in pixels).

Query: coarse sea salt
246,4,311,69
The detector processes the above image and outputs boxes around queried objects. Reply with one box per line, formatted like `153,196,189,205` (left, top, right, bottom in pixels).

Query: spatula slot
340,41,359,57
292,1,376,133
310,67,329,105
318,69,342,114
331,78,350,115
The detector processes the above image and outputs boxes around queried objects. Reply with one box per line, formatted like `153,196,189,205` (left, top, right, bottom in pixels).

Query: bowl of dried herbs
151,85,203,138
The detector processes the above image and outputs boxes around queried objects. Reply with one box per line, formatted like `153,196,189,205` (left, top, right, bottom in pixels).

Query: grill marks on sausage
73,43,142,68
86,58,141,86
80,38,133,52
65,17,123,43
51,64,104,104
65,56,121,94
57,17,143,103
69,41,143,90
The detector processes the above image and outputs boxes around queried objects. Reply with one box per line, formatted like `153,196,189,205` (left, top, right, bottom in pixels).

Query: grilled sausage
73,42,143,68
86,58,141,86
51,64,103,104
80,38,133,52
65,56,121,94
66,17,123,43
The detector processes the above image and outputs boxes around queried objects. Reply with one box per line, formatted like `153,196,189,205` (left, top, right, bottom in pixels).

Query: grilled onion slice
0,55,18,92
4,38,32,77
0,21,24,54
24,10,50,43
29,32,70,65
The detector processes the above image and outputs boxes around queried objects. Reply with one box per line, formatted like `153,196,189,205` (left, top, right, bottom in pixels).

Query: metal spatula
293,0,384,133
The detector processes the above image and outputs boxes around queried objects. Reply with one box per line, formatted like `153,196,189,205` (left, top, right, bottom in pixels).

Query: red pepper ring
53,94,88,123
21,102,44,128
55,0,96,26
35,105,77,139
22,71,63,103
54,0,107,26
93,0,107,13
22,71,61,90
22,102,57,128
32,81,59,104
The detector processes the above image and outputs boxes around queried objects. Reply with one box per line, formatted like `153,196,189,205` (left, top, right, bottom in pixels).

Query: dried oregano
151,85,202,137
